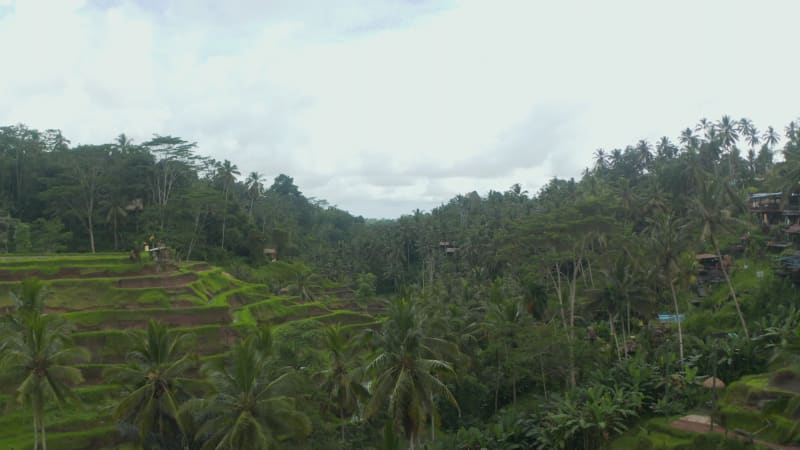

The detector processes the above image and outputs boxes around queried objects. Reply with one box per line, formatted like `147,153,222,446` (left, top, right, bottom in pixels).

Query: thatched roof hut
702,377,726,389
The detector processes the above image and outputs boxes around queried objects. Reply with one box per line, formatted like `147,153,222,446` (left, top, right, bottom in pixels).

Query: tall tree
142,135,200,230
763,126,780,149
215,159,240,249
104,320,196,447
365,299,458,450
687,179,749,338
0,280,89,450
316,325,368,442
645,213,689,365
187,333,311,450
245,171,265,218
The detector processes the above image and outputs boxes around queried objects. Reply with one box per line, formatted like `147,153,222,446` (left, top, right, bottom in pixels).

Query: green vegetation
2,116,800,448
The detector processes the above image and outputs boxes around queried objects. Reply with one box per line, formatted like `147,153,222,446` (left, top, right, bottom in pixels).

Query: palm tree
245,171,265,218
0,281,89,450
679,127,699,151
785,120,799,144
365,299,458,450
635,139,653,172
686,179,749,339
188,336,311,450
104,320,196,446
592,148,608,172
485,296,528,410
763,126,780,149
695,117,712,133
316,325,369,442
115,133,135,152
290,268,322,303
656,136,677,159
741,120,760,149
102,198,128,250
216,159,240,249
717,115,740,180
645,213,690,366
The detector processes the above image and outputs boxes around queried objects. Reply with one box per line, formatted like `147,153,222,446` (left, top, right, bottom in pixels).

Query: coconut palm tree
645,212,690,366
635,139,653,172
785,120,799,144
656,136,677,160
717,115,741,180
593,148,608,172
695,117,712,133
187,336,311,450
215,159,240,249
289,268,322,303
365,299,458,450
763,126,780,149
245,171,265,218
686,179,749,339
102,198,128,250
0,281,89,450
679,127,699,151
104,320,196,446
740,119,760,150
485,296,528,410
316,325,369,442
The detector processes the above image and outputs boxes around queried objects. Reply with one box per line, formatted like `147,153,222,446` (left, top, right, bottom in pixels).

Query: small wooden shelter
263,248,277,262
702,377,726,389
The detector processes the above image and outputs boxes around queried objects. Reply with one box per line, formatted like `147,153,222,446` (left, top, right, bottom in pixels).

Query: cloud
1,0,800,218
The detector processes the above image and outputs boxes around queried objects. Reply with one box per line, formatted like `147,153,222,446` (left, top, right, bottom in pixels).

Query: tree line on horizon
2,115,800,448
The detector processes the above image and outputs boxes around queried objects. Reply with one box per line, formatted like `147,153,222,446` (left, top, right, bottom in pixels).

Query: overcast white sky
1,0,799,218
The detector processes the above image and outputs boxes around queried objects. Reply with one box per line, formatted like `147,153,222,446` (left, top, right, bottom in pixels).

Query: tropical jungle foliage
2,116,800,449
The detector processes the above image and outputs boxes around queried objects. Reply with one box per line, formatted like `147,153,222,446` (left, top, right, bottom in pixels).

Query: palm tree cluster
0,279,89,450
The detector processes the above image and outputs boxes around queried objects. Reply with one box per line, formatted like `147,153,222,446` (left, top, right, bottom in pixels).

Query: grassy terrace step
0,383,123,449
719,367,800,445
65,305,232,331
73,324,236,363
1,282,184,311
0,253,143,278
1,270,237,312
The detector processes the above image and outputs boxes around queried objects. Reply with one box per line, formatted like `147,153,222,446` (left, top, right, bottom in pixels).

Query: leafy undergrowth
719,366,800,445
612,416,771,449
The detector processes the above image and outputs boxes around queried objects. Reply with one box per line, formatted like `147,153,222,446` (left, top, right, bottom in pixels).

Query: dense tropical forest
1,116,800,450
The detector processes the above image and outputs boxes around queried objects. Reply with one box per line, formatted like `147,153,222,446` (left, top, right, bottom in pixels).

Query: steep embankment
0,254,379,450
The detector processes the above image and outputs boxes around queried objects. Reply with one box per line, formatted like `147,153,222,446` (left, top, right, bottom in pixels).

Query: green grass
64,305,230,329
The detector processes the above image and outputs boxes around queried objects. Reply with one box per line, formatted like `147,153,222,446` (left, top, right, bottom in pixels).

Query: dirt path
671,415,800,450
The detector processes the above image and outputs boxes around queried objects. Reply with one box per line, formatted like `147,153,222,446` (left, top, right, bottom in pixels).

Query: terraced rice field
0,253,381,450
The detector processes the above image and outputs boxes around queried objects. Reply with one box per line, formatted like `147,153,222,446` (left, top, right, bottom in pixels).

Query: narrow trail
670,415,800,450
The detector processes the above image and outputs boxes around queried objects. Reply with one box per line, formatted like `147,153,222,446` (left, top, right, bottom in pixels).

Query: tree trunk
567,256,580,387
626,298,631,340
340,406,345,442
609,312,621,362
221,188,229,250
41,415,47,450
88,214,95,253
221,214,227,249
539,356,548,400
670,281,685,367
430,393,435,442
713,238,749,339
494,349,501,414
33,414,38,450
112,212,118,250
